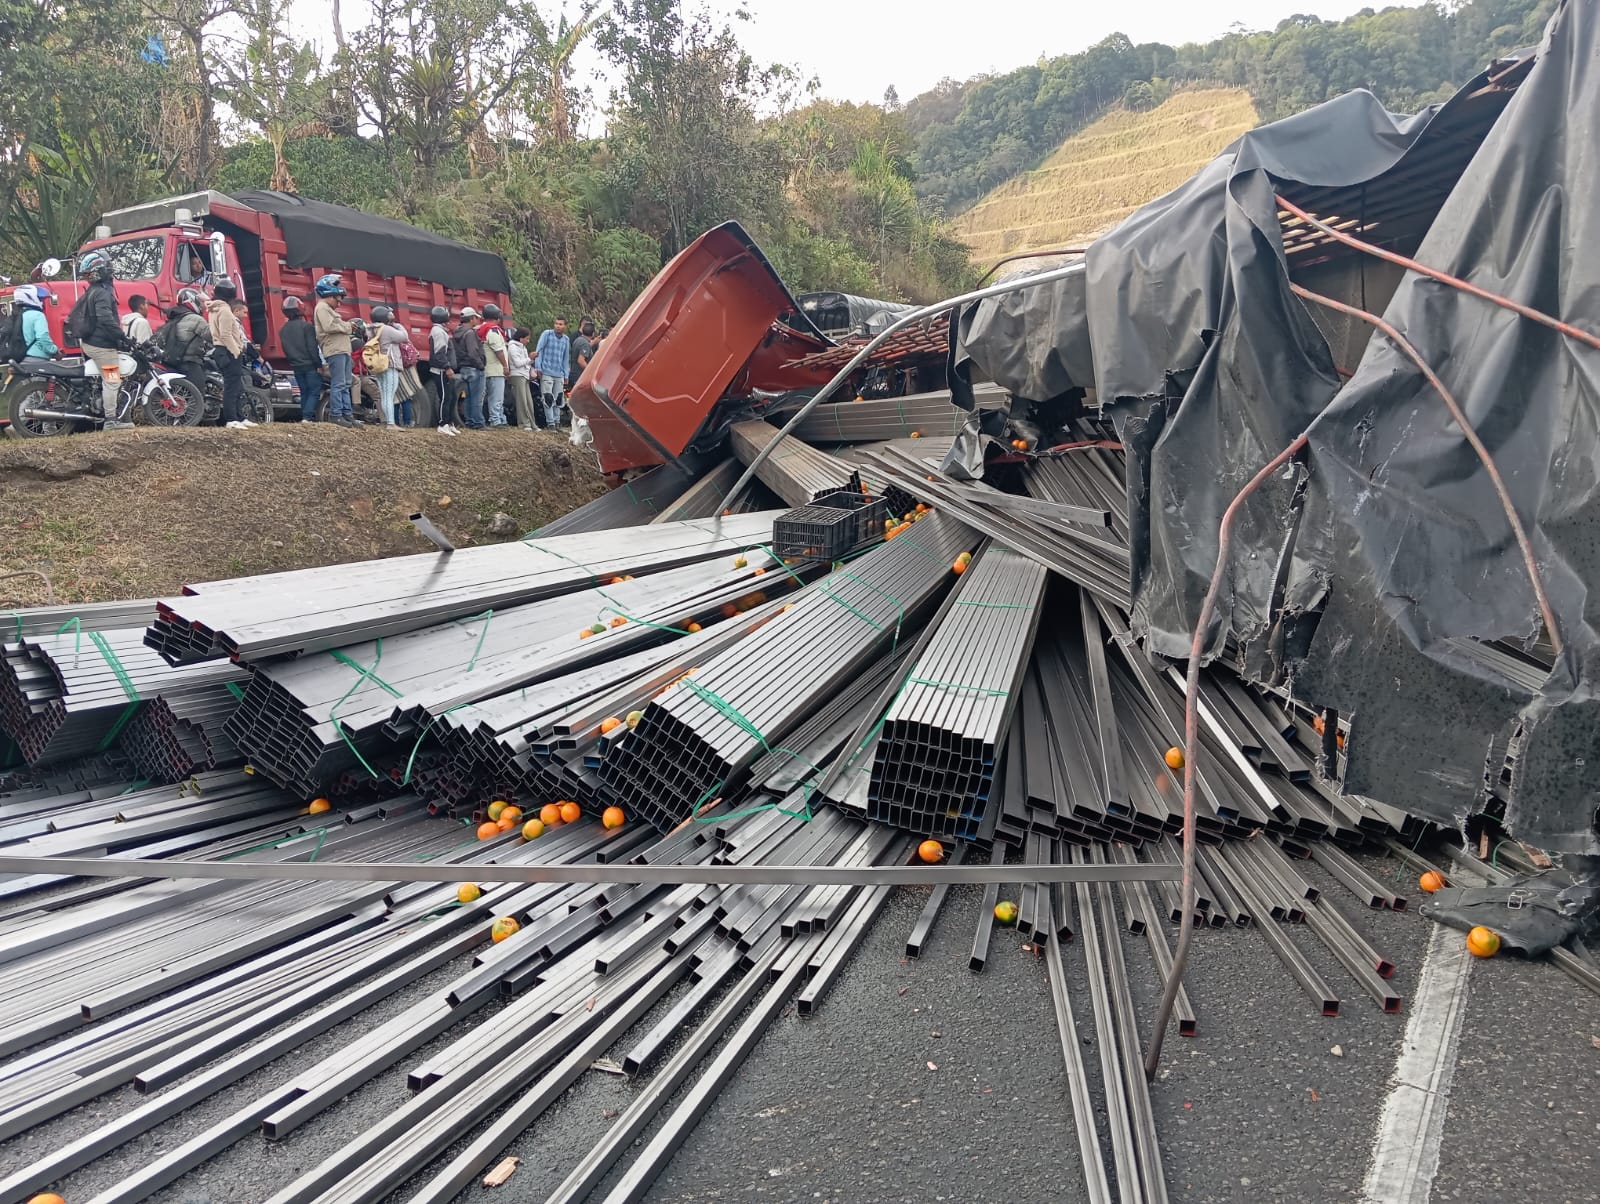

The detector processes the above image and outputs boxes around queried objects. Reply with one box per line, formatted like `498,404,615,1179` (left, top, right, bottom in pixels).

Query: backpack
64,291,93,345
362,339,390,374
0,305,25,362
396,335,419,368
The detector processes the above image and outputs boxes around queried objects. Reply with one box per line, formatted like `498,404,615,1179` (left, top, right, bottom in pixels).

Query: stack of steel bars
867,543,1046,840
601,514,976,830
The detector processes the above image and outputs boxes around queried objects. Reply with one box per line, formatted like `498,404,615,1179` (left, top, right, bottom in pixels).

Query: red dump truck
4,189,512,418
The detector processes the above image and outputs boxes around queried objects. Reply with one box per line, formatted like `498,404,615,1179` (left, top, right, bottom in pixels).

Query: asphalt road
7,850,1595,1204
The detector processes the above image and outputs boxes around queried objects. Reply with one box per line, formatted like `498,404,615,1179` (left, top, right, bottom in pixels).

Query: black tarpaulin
231,191,513,295
952,0,1600,850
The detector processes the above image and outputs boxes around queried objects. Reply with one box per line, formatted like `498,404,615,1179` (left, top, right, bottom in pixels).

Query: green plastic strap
677,678,821,822
119,778,152,796
224,681,246,701
97,703,141,751
88,631,140,701
520,540,600,584
953,600,1031,610
224,824,330,862
402,701,472,786
56,616,84,653
460,608,494,673
892,532,943,566
594,603,690,636
828,570,905,650
329,641,396,779
906,676,1010,698
8,612,20,642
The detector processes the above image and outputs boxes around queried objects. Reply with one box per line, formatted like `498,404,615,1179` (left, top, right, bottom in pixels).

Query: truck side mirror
208,232,228,283
38,258,61,279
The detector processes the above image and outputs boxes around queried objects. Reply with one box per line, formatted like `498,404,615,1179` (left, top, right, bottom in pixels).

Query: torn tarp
953,0,1600,850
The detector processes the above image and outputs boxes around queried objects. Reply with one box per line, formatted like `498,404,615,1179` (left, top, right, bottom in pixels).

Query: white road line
1361,921,1474,1204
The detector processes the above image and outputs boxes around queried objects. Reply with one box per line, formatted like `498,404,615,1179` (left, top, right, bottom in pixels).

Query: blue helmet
79,250,113,282
314,273,344,298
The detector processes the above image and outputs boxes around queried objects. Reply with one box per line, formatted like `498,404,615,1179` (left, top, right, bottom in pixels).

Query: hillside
0,426,607,607
949,88,1258,264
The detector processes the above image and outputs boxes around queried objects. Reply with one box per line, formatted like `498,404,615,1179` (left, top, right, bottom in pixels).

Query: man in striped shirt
533,318,571,429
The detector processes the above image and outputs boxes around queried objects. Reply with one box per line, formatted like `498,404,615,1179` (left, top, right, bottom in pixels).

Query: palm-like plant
533,1,605,144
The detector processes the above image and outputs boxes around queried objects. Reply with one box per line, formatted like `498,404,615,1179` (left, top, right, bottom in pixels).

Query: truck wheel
7,382,75,438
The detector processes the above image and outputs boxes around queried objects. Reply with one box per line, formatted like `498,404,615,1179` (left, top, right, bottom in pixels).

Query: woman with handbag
367,306,410,429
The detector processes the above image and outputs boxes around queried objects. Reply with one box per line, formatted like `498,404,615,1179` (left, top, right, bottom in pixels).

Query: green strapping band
224,824,330,862
9,612,20,642
678,677,821,823
520,540,601,584
460,608,494,673
402,701,473,785
906,676,1010,698
330,641,398,779
86,630,143,752
828,570,905,650
56,616,84,653
225,681,246,701
953,600,1031,610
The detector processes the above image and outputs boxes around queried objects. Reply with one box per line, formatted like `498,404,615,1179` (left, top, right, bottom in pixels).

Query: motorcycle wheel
144,378,206,427
244,386,276,425
6,381,77,438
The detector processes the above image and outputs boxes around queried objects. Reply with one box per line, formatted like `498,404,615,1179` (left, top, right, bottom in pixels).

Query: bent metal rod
0,854,1178,887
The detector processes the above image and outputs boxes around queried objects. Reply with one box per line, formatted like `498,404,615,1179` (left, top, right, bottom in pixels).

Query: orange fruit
600,716,623,734
521,817,545,840
476,821,499,840
496,817,515,832
917,839,944,864
610,616,627,628
560,801,582,824
457,883,482,903
579,628,594,639
994,900,1019,925
1336,732,1346,750
1312,714,1327,735
623,575,635,581
27,1195,66,1204
951,558,967,574
491,916,520,943
1164,747,1185,771
540,803,563,827
500,805,522,825
721,603,738,618
308,798,332,815
603,806,626,829
1466,926,1501,958
626,710,643,728
733,556,749,568
487,800,507,822
609,576,624,584
1419,871,1446,893
686,621,702,633
753,567,766,576
590,623,606,635
910,430,922,438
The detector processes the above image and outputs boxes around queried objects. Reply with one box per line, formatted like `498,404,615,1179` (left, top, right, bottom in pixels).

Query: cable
1276,195,1600,357
1144,282,1567,1078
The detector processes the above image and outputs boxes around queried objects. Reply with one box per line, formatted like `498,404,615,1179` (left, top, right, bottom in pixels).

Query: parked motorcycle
201,344,277,426
3,342,205,437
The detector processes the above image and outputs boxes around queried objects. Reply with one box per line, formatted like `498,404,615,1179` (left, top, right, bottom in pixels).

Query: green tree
528,1,607,145
134,0,239,183
218,0,329,192
598,0,794,255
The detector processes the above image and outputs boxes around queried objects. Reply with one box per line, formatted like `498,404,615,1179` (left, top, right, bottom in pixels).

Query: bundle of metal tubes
117,682,246,783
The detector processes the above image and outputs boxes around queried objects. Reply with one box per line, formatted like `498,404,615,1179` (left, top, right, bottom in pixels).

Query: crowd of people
283,274,601,434
5,258,601,435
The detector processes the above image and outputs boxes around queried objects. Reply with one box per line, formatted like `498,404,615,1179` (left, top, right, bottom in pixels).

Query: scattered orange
500,806,522,825
487,800,507,822
951,558,967,574
626,710,644,729
540,803,563,827
476,821,499,840
600,716,623,734
590,623,606,635
610,576,624,584
721,603,739,618
521,817,546,840
559,801,582,824
1164,747,1185,771
491,916,520,943
27,1195,66,1204
1466,926,1501,958
610,616,627,628
733,555,749,569
457,883,482,903
623,575,635,581
917,839,944,864
1012,438,1028,449
496,817,515,833
1336,732,1346,750
994,900,1019,925
910,430,922,438
686,621,703,633
753,567,766,576
603,806,626,830
1312,714,1327,735
308,798,332,815
579,628,595,639
1419,871,1446,893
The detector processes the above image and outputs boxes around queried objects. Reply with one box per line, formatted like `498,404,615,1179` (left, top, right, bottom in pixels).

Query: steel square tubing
1223,859,1339,1016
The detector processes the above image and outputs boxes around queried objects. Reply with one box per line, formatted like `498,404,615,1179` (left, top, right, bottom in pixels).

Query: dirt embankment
0,425,608,606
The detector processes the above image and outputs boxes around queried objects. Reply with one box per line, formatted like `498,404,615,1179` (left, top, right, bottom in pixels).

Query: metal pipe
407,512,456,553
717,263,1087,515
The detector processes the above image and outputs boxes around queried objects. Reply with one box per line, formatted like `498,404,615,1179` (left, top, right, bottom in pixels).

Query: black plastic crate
773,487,888,561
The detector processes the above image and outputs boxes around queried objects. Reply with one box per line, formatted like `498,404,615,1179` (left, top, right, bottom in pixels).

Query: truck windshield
94,236,164,281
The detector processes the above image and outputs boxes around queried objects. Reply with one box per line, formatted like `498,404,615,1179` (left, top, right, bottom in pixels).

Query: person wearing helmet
152,289,215,406
367,304,409,429
207,278,254,430
313,273,357,427
475,301,510,427
70,249,136,429
279,296,321,421
13,285,59,359
451,307,487,429
426,304,458,436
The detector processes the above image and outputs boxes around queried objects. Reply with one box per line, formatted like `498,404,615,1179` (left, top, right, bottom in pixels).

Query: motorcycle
201,344,277,426
3,342,205,437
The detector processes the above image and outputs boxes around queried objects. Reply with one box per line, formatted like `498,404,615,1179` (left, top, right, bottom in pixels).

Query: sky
289,0,1425,117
